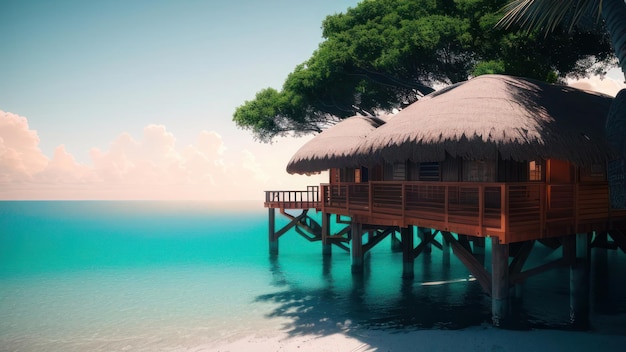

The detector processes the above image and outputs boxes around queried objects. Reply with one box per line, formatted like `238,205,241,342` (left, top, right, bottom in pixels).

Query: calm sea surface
1,201,625,351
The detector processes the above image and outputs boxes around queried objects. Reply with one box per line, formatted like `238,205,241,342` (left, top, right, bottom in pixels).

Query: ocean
1,201,625,351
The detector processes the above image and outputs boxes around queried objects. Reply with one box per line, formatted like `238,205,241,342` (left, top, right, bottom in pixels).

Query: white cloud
568,74,625,97
0,111,49,182
0,110,325,200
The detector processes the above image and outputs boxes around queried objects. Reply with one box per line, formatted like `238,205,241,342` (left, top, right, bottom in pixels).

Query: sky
1,0,625,201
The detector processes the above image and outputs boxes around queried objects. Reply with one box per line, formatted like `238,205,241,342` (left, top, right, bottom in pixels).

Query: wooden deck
264,186,321,210
265,181,626,244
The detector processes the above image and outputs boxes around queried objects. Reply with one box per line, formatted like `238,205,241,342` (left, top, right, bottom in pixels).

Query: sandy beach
204,327,626,352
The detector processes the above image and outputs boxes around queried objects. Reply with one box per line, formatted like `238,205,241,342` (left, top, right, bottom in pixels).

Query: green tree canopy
234,0,615,142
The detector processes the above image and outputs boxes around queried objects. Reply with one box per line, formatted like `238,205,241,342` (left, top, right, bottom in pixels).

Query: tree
234,0,615,142
498,0,626,157
499,0,626,79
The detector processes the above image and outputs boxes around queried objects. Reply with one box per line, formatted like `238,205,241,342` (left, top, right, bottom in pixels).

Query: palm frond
497,0,601,32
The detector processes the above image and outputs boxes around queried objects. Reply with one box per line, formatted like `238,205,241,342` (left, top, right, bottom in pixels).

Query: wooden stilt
591,233,609,313
269,208,278,255
322,212,332,256
418,227,432,253
441,231,450,266
492,237,510,327
351,222,364,274
441,231,491,294
473,237,486,266
570,233,590,329
401,226,414,279
391,231,402,252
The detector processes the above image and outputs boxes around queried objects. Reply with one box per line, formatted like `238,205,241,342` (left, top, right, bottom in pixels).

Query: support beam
509,258,568,285
492,237,510,327
441,231,491,294
412,230,434,259
401,226,414,279
275,210,309,238
351,222,364,274
363,227,395,253
609,229,626,254
418,227,432,253
509,240,535,276
570,233,590,329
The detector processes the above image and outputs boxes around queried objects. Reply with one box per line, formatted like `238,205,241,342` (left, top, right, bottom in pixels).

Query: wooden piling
322,212,332,256
442,232,450,266
491,237,510,327
391,232,402,252
418,227,432,253
570,233,590,328
268,208,278,255
351,222,364,274
473,237,486,266
401,226,414,279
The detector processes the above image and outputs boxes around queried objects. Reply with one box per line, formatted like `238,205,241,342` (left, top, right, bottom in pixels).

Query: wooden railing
320,181,611,243
264,186,320,209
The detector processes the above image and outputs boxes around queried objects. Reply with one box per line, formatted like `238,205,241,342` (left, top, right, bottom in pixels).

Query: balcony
321,181,612,243
265,181,615,244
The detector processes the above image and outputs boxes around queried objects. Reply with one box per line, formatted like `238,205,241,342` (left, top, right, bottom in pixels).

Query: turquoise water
1,201,625,351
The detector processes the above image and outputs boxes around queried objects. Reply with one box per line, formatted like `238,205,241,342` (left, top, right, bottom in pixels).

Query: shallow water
1,201,625,351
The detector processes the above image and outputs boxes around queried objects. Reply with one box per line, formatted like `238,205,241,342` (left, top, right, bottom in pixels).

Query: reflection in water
259,238,626,336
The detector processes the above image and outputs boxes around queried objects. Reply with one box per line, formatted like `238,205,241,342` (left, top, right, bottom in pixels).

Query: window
393,162,406,180
529,161,542,181
580,163,606,182
419,162,440,181
354,168,361,183
463,160,495,182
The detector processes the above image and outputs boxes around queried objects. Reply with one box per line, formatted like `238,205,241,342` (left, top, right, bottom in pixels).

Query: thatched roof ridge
355,75,617,166
287,115,387,174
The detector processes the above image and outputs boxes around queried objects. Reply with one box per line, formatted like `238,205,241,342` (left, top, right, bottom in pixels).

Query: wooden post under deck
491,237,510,327
473,237,486,266
442,233,451,266
401,226,414,279
570,233,590,328
322,212,332,256
418,227,432,253
351,221,364,273
391,232,402,252
269,208,278,255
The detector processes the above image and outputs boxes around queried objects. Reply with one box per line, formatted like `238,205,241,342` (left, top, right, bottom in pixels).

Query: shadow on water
257,252,492,341
257,243,626,343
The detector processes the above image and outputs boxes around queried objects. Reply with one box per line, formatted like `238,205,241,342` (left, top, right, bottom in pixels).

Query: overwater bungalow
265,74,626,326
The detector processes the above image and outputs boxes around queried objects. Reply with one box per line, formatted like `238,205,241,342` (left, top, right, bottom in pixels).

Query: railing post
478,184,484,236
367,181,374,216
444,186,449,226
500,184,508,242
574,184,580,231
539,183,546,238
402,183,406,224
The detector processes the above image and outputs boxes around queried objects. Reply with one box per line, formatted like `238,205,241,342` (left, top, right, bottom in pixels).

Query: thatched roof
355,75,617,166
287,115,387,174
